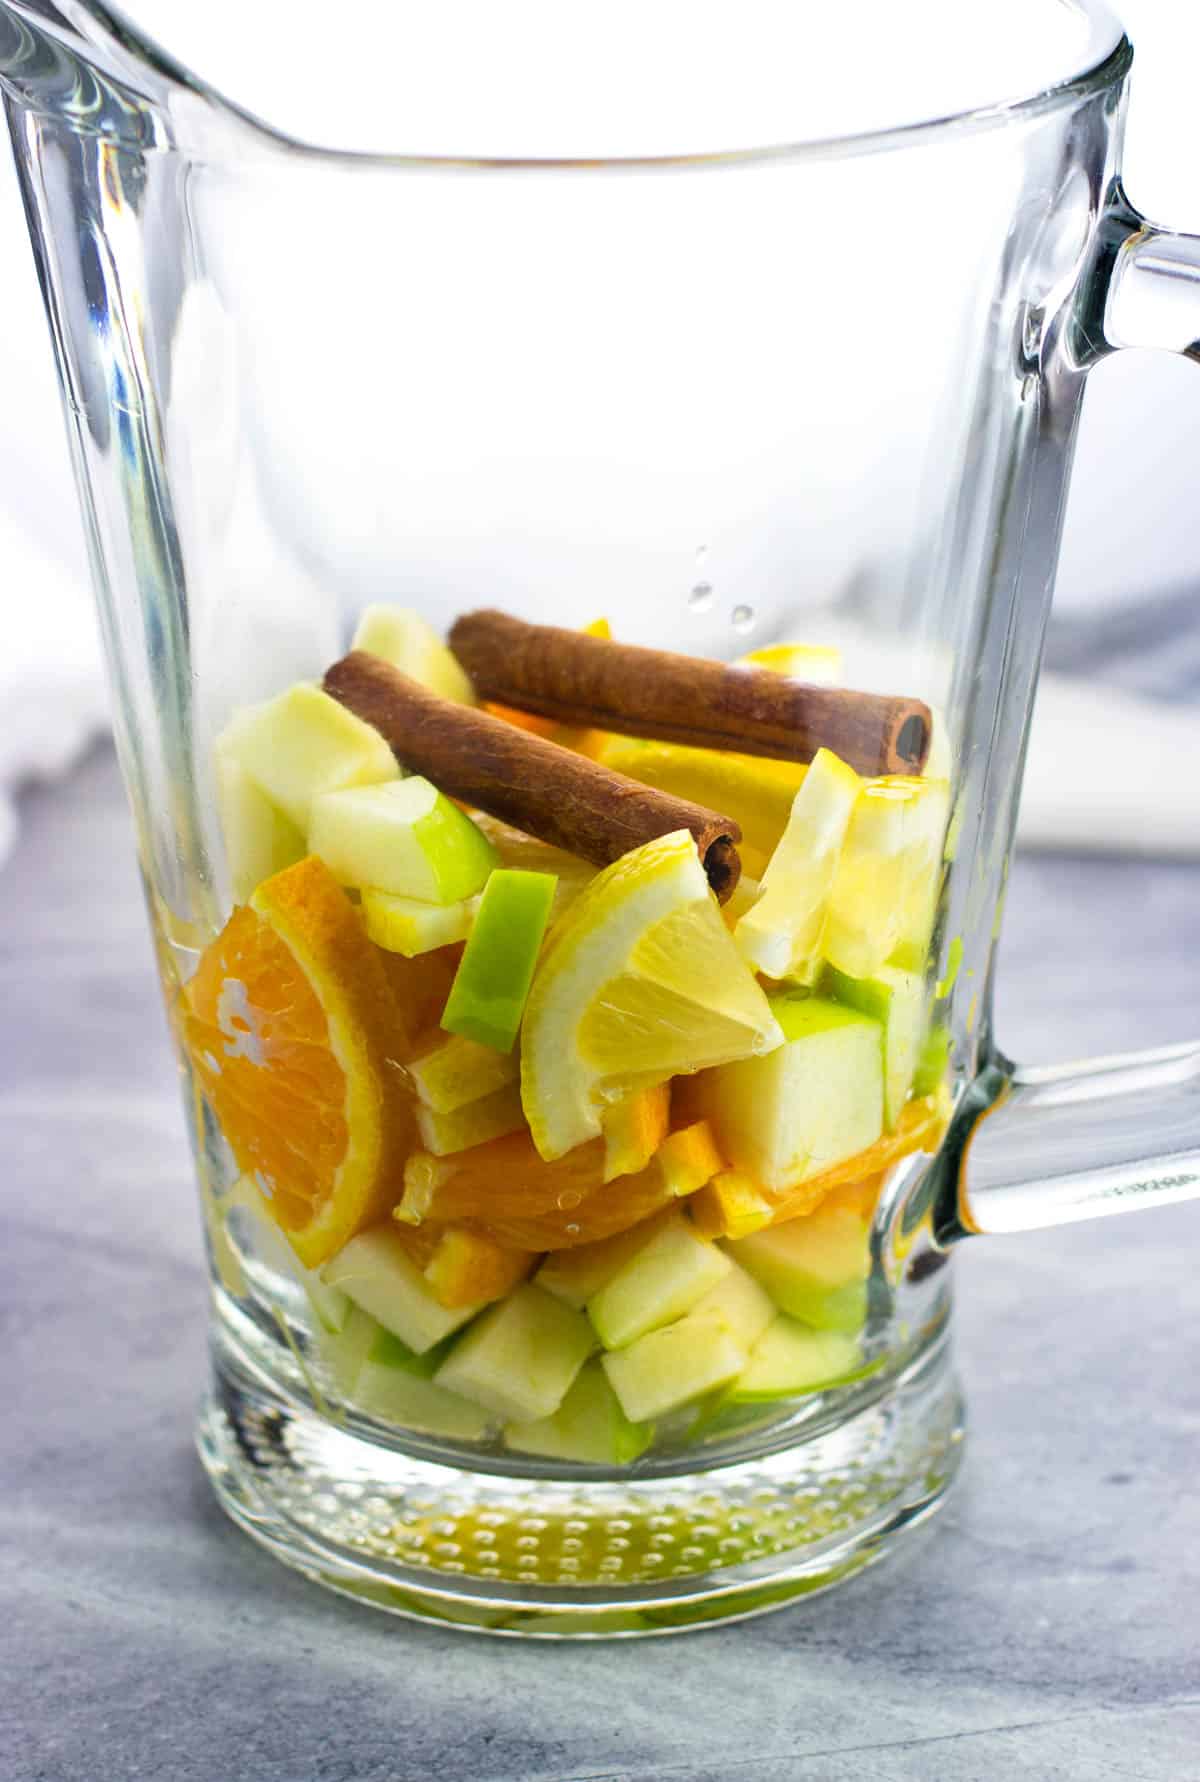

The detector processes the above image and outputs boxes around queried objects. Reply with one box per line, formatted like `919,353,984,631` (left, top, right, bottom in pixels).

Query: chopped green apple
221,683,399,831
912,1020,952,1096
433,1283,594,1423
224,1175,351,1331
361,887,480,955
323,1226,486,1352
587,1211,731,1350
315,1304,380,1396
441,869,557,1053
601,1309,748,1422
724,1196,872,1332
734,748,861,981
535,1210,674,1310
688,993,883,1193
823,775,950,979
686,1262,775,1351
352,605,477,705
214,746,305,904
414,1080,527,1155
405,1030,519,1113
503,1359,653,1464
823,961,927,1128
309,776,497,902
353,1326,492,1438
728,1318,863,1401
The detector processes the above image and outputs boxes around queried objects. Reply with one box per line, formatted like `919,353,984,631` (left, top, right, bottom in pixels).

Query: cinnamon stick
449,609,932,776
324,652,743,901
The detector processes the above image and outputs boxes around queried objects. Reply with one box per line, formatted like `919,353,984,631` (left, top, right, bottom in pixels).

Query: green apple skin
441,869,557,1053
688,993,884,1193
309,776,497,902
822,961,927,1128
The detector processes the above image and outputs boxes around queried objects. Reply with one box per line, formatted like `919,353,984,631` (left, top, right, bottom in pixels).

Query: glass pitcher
4,0,1199,1637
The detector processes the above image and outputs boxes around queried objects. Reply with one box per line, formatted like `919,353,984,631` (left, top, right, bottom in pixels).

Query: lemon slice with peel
734,747,862,982
521,830,784,1161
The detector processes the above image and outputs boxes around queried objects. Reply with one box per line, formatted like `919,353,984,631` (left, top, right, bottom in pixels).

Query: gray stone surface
2,748,1198,1782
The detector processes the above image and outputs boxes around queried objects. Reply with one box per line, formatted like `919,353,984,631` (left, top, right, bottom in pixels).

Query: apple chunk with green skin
323,1227,487,1352
309,776,497,902
214,747,305,904
433,1283,594,1423
587,1212,731,1350
727,1318,864,1401
354,1326,493,1439
352,605,477,706
688,993,883,1193
362,887,480,956
601,1309,749,1423
504,1359,653,1464
724,1194,873,1333
823,962,927,1129
441,869,557,1053
221,683,399,831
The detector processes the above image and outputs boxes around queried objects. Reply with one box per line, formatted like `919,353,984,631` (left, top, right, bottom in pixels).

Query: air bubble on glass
556,1189,582,1210
731,604,755,633
688,581,715,613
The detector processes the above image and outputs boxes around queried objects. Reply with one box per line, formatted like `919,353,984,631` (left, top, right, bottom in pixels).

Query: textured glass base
196,1318,964,1638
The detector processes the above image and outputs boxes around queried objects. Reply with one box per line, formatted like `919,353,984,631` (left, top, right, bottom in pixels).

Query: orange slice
395,1130,680,1250
182,856,412,1267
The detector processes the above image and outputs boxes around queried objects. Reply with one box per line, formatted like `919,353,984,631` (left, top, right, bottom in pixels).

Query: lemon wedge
823,775,951,977
734,748,861,981
520,830,783,1161
594,736,805,872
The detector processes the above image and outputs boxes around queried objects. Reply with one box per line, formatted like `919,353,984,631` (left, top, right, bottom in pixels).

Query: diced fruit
324,1225,486,1351
404,1030,518,1113
398,1132,668,1245
734,748,861,981
316,1303,379,1395
824,962,926,1129
823,775,950,979
220,683,399,831
688,992,883,1194
214,746,305,904
354,1326,493,1438
468,813,597,903
763,1093,946,1225
423,1227,535,1308
912,1021,951,1096
728,1319,862,1401
686,1262,775,1351
352,604,477,705
414,1080,527,1154
735,642,844,686
442,870,557,1054
433,1283,594,1422
224,1175,352,1330
587,1212,730,1350
654,1121,724,1199
363,889,480,956
521,829,783,1161
182,857,412,1267
724,1185,873,1332
594,736,806,870
601,1082,670,1182
535,1209,674,1309
689,1170,776,1241
602,1310,748,1422
309,777,498,903
504,1359,652,1464
375,946,461,1045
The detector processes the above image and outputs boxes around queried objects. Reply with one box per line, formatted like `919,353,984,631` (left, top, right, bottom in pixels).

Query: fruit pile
186,606,951,1464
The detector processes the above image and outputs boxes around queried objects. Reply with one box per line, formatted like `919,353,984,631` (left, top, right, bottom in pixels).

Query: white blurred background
1,0,1199,860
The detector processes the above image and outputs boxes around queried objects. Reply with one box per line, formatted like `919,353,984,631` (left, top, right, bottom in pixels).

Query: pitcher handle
936,181,1200,1243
